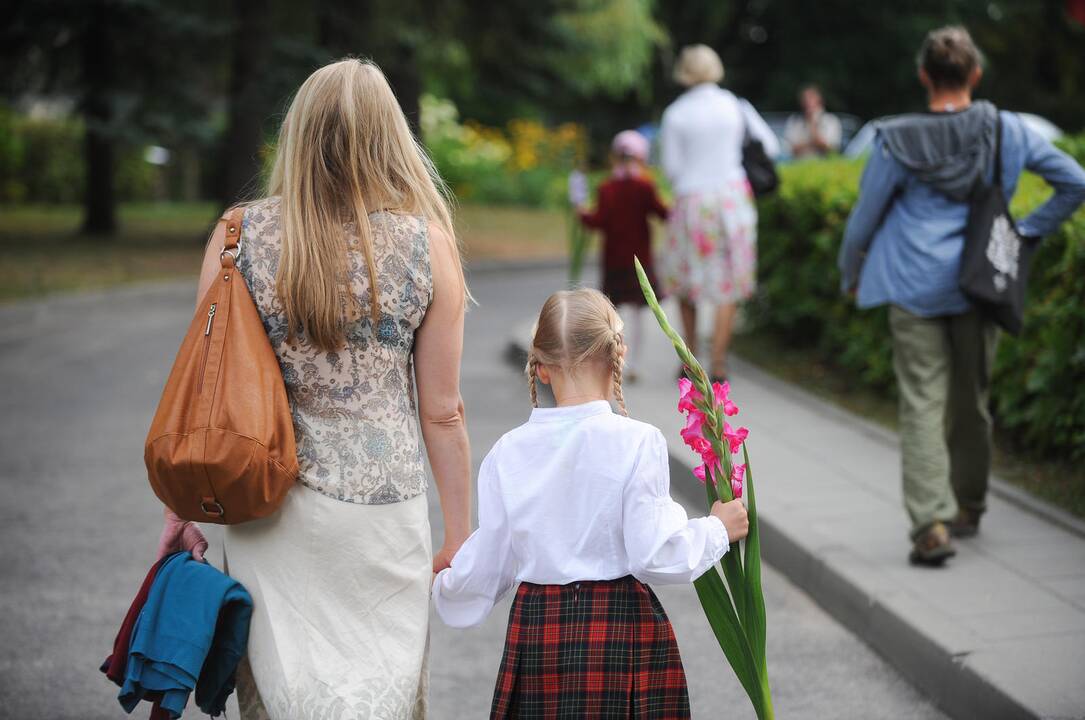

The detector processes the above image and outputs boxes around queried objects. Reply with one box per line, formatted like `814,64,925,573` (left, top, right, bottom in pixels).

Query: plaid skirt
491,576,690,719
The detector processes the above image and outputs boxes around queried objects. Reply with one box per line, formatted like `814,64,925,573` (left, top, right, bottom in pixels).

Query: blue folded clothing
120,552,252,718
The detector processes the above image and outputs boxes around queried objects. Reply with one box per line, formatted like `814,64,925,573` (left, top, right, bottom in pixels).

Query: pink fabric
156,509,208,562
611,130,650,179
612,130,649,161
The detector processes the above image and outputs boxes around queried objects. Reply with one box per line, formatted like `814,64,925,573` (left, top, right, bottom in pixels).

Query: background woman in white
660,44,779,381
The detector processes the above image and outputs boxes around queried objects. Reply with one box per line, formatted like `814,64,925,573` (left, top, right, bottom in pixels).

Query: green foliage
549,0,667,100
0,106,159,204
749,143,1085,461
420,95,586,207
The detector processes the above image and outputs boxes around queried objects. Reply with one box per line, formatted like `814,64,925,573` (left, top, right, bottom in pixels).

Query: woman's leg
619,303,645,378
710,302,739,378
679,298,698,359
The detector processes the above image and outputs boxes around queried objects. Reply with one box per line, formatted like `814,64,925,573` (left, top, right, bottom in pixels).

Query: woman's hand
432,542,462,575
156,507,209,562
711,499,749,543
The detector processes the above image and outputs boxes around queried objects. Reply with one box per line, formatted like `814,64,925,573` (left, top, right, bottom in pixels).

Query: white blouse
432,400,729,628
660,83,780,196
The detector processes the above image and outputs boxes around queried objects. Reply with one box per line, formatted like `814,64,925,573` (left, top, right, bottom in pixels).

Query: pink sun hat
611,130,650,161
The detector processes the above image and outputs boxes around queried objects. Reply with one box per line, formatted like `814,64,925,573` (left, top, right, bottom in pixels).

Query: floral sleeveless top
237,196,433,505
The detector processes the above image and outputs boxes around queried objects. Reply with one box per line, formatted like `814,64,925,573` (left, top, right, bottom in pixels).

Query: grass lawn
732,329,1085,519
0,202,570,301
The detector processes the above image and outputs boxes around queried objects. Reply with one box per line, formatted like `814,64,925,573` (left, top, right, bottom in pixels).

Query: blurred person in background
838,26,1085,567
785,84,842,158
577,129,669,382
659,44,779,383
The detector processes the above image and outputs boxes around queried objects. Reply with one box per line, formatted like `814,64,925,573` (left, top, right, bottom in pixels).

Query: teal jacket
119,552,252,717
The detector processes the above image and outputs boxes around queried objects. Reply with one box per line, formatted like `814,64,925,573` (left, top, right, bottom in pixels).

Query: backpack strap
992,110,1003,187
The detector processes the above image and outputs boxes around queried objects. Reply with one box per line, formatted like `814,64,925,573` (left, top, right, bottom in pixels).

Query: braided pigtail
526,354,540,408
610,332,628,416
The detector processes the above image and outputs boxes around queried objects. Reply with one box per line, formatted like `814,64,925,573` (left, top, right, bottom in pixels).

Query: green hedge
0,105,159,204
750,138,1085,461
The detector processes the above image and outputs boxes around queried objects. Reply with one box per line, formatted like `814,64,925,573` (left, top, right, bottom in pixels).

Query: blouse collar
529,400,613,423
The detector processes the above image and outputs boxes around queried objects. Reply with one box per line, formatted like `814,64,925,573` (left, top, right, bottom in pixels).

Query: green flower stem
636,256,773,720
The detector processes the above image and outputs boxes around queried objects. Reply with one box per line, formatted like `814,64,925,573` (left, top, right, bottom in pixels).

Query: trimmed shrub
0,105,159,204
749,138,1085,461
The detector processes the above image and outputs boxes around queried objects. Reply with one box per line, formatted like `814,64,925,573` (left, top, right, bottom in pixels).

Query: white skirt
225,485,432,720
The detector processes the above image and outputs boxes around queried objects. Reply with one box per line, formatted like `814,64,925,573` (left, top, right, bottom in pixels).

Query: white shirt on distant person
660,83,780,196
784,110,842,158
431,400,729,628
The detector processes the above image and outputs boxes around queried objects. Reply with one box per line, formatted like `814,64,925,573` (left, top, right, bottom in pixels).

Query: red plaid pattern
491,576,690,719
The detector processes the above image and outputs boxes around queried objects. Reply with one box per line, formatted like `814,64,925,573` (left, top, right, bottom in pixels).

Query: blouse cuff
705,514,730,563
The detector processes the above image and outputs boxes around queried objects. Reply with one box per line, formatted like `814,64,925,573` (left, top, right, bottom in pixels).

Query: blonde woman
157,59,471,718
659,44,779,381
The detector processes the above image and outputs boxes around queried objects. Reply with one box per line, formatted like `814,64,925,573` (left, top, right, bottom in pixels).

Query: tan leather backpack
145,207,298,524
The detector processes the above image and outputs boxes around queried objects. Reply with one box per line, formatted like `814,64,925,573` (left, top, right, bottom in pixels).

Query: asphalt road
0,265,946,719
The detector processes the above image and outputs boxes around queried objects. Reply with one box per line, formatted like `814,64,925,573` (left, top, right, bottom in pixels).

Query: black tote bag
739,99,779,197
959,112,1039,335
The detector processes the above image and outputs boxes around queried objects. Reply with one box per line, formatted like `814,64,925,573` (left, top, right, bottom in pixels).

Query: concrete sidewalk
510,300,1085,720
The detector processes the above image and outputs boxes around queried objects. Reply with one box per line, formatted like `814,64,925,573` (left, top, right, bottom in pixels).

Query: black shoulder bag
740,99,779,197
959,111,1040,335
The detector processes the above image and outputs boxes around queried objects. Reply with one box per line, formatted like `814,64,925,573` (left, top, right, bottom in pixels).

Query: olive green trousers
888,306,999,539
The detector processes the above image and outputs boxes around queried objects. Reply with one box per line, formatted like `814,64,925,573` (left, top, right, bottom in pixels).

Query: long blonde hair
268,58,463,351
526,288,628,416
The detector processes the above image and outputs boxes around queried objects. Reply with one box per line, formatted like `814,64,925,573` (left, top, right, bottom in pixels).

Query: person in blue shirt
838,26,1085,566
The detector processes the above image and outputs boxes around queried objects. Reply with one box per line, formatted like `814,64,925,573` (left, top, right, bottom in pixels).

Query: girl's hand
156,507,209,562
711,500,749,543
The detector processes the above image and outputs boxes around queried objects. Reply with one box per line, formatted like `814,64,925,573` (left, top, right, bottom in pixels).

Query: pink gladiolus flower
698,443,719,468
694,461,721,486
679,410,705,446
688,435,713,460
712,381,739,416
723,422,749,454
678,377,703,414
730,463,746,499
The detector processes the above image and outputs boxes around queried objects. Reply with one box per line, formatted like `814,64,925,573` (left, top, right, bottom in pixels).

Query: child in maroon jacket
578,130,669,382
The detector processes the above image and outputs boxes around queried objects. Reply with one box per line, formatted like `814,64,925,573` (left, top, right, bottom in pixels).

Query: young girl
432,288,748,719
578,130,669,382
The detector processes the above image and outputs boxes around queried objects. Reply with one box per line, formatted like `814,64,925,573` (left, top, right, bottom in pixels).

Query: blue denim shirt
838,111,1085,317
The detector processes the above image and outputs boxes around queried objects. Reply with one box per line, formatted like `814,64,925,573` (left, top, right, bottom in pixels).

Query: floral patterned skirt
660,181,758,304
226,486,431,720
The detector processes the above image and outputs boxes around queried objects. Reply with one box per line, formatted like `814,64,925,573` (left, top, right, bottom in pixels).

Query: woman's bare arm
414,222,472,573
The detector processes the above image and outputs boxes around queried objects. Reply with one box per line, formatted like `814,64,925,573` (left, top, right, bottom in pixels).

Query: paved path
0,267,945,719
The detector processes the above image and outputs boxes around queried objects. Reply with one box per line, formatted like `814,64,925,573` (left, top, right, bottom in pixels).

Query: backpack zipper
197,303,217,393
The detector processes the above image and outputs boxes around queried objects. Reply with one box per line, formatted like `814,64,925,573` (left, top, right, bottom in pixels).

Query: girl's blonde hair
673,44,724,87
526,288,628,416
268,58,464,351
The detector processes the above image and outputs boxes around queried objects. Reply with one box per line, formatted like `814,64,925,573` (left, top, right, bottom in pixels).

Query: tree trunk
81,1,117,236
220,0,272,207
383,38,421,137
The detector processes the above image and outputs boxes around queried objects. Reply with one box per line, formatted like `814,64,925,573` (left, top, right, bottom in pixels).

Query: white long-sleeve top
660,83,780,196
432,400,729,628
